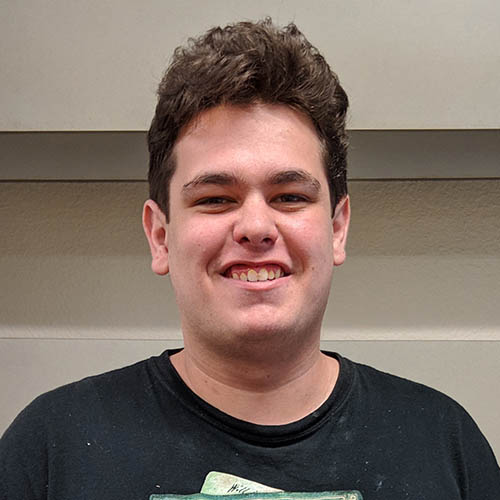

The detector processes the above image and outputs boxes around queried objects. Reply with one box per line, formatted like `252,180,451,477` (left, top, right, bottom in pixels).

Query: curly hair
148,18,349,220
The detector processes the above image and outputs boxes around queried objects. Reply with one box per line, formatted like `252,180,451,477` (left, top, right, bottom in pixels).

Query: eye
273,194,309,203
195,196,233,205
193,196,237,213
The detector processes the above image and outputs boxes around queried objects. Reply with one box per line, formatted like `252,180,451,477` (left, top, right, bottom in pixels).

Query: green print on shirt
150,471,363,500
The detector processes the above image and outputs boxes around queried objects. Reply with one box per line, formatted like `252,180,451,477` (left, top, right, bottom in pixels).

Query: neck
170,341,339,425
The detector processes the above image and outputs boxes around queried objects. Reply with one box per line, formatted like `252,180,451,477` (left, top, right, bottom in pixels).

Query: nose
232,195,278,249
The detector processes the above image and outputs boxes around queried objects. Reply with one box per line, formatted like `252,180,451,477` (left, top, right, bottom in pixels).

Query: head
144,22,351,357
147,18,349,221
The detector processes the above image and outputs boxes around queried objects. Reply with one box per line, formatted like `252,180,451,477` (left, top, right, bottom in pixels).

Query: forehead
171,103,326,186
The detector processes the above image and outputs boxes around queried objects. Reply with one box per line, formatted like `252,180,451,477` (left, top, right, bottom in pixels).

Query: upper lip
220,260,292,277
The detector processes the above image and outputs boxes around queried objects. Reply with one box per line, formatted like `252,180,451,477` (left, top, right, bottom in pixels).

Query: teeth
257,269,268,281
229,267,285,281
247,269,258,282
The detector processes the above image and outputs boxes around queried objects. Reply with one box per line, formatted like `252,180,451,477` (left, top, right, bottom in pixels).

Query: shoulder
335,354,500,494
335,354,492,443
341,355,497,453
346,355,463,409
0,355,160,493
1,354,158,446
0,354,170,500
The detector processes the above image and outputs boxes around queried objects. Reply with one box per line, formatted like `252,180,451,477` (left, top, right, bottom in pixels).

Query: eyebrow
181,168,322,194
182,172,239,194
266,169,321,192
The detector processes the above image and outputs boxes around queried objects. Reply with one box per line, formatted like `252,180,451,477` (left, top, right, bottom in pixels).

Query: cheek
169,218,228,268
285,213,334,261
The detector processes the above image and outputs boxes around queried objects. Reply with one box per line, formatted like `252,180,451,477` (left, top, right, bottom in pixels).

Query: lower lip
221,274,291,290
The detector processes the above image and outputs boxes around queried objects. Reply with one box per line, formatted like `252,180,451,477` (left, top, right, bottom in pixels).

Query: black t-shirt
1,350,499,500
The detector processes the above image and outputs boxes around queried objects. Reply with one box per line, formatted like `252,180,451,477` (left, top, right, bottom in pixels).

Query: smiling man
143,103,348,425
1,18,499,500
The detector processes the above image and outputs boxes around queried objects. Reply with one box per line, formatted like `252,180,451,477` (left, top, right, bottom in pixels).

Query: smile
224,264,288,282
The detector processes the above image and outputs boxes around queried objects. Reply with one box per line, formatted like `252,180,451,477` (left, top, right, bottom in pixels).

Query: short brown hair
148,18,349,220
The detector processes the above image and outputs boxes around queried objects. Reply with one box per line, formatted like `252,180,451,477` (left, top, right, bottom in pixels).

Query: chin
226,315,311,346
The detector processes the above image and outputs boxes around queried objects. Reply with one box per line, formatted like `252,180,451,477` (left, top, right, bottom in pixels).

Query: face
144,104,349,353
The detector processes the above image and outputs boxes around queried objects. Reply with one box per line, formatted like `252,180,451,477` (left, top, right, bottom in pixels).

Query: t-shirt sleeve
0,397,50,500
448,401,500,498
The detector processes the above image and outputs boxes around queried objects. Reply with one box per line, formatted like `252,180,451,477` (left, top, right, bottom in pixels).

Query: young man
1,19,499,500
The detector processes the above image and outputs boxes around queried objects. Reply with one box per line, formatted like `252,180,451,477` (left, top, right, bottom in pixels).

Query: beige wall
2,0,500,130
1,178,499,458
2,179,500,340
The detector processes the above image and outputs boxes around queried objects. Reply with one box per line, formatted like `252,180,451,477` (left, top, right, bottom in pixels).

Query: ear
332,195,350,266
142,200,169,275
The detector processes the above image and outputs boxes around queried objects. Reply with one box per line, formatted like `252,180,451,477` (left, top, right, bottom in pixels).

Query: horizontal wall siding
2,131,500,180
2,1,500,130
1,180,499,340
